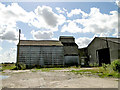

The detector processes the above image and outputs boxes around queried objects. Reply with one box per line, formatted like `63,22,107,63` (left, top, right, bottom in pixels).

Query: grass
35,67,64,72
0,63,78,72
70,67,120,78
1,63,119,78
34,65,81,72
0,64,16,71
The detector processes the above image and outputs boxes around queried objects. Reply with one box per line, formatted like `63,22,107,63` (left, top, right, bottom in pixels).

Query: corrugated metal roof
88,37,120,47
18,40,63,46
98,37,120,44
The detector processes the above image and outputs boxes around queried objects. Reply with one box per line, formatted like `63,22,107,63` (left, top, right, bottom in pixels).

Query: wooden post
17,29,21,64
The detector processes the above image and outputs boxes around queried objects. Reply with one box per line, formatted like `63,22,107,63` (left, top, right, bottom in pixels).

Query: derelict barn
17,40,64,66
87,37,120,66
59,36,79,65
17,36,79,67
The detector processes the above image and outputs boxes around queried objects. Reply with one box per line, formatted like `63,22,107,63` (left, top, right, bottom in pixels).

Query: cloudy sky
0,1,119,63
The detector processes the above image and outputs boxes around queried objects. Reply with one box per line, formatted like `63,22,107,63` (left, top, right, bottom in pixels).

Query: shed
17,40,64,67
59,36,79,66
87,37,120,66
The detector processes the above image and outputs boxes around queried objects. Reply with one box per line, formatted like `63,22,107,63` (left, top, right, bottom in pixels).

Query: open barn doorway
97,48,110,66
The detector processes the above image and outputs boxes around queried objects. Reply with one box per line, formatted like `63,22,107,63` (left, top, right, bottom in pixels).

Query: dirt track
2,68,119,88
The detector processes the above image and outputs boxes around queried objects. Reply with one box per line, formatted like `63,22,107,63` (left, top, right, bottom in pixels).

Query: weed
1,64,16,71
111,59,120,72
35,68,63,72
70,67,120,78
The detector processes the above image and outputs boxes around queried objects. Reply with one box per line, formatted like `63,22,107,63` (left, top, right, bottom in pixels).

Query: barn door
97,48,110,66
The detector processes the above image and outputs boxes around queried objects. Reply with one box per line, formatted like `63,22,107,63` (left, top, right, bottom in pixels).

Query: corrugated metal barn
17,36,79,67
17,40,64,66
87,37,120,66
59,36,79,66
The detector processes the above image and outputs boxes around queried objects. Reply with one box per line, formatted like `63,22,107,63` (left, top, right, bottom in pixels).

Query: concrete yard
2,68,119,88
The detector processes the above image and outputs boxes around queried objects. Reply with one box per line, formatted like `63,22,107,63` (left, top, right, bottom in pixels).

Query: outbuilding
87,37,120,66
59,36,79,66
17,40,64,67
17,36,79,67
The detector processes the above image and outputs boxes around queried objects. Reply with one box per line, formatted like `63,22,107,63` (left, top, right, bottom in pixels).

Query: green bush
93,63,99,67
89,63,99,67
16,63,26,70
111,59,120,72
102,63,109,70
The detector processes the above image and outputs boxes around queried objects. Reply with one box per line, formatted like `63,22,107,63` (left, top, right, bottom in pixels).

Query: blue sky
0,1,119,63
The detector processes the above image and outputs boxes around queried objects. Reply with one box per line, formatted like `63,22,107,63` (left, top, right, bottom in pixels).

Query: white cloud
76,37,92,48
67,9,88,18
0,26,26,45
0,47,2,51
116,0,120,7
62,8,118,37
51,37,58,40
75,34,99,48
63,8,67,12
33,6,66,31
31,30,53,40
0,28,18,40
36,6,58,27
61,21,84,33
116,13,120,37
56,7,65,13
0,48,17,63
0,3,34,26
0,3,66,42
0,3,30,42
80,8,118,35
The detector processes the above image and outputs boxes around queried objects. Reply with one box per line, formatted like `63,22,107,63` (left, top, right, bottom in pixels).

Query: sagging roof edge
87,37,120,48
97,37,120,44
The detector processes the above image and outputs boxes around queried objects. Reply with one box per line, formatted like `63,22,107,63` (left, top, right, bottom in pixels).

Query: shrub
16,62,26,70
111,59,120,72
93,63,99,67
102,63,109,70
89,63,93,67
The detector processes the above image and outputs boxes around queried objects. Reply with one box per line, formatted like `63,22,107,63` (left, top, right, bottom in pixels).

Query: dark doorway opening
97,48,110,66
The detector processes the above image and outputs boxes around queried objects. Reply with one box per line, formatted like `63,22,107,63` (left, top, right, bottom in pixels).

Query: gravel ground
1,68,119,88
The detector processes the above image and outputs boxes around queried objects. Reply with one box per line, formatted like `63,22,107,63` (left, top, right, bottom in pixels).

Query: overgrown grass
0,63,79,71
70,67,120,78
35,68,64,72
71,60,120,78
0,64,16,71
35,65,81,72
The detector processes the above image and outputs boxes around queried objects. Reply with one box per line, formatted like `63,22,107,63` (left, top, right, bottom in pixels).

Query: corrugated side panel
19,46,64,66
64,56,79,65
